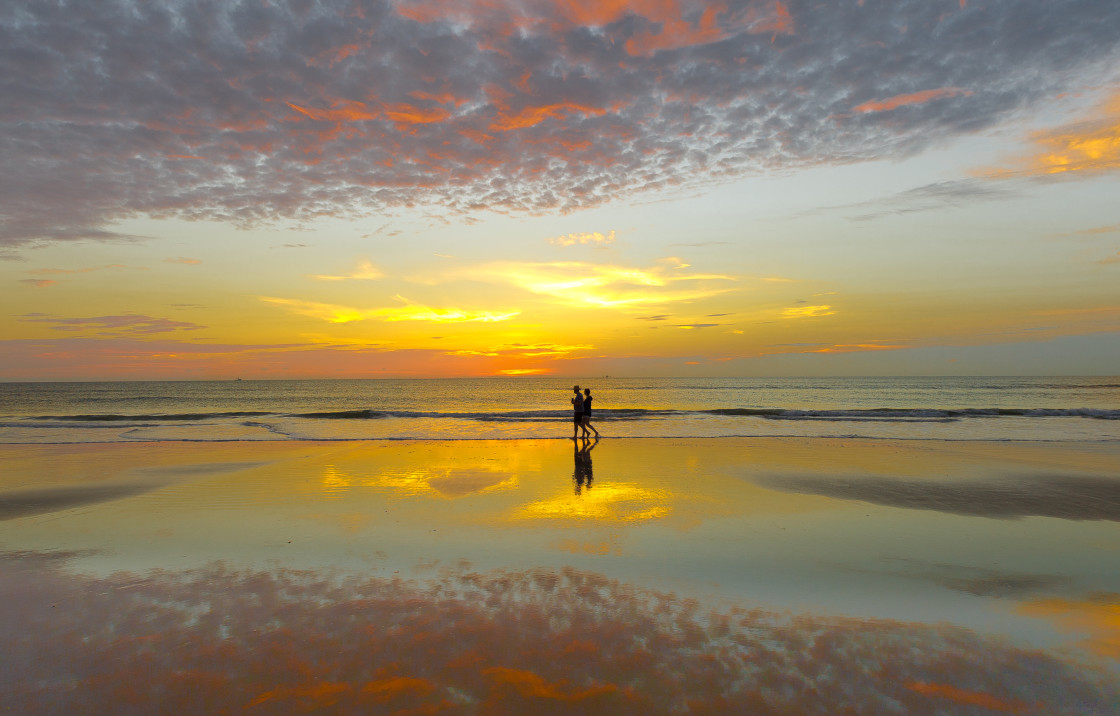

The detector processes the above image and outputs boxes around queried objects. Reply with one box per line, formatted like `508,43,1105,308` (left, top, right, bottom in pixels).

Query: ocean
2,375,1118,443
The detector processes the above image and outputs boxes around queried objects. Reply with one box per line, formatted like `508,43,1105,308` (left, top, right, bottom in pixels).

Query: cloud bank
2,0,1119,248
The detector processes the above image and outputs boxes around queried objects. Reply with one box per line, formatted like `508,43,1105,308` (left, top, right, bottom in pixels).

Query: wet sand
2,438,1119,713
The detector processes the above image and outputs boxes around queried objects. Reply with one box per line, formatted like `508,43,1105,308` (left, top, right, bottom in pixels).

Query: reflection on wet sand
320,462,519,499
1018,595,1120,661
0,482,160,521
4,438,1120,712
877,558,1073,600
756,473,1120,521
4,552,1116,715
574,437,595,494
0,461,271,520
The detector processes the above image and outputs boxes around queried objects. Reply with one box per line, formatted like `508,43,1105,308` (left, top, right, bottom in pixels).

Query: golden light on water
514,483,672,524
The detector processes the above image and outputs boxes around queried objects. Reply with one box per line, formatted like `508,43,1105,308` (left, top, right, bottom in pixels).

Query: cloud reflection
1018,594,1120,661
2,553,1116,713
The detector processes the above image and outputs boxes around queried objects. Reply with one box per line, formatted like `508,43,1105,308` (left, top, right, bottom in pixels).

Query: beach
7,0,1119,709
3,435,1119,712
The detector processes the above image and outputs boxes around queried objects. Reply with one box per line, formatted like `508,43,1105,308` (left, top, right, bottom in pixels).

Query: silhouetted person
581,388,599,438
571,385,584,439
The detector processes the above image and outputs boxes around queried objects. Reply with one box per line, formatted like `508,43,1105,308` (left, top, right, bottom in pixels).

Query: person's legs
582,414,600,436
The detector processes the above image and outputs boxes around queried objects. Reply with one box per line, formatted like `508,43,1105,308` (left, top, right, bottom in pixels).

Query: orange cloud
394,1,791,57
979,91,1120,178
853,87,972,113
19,279,55,287
621,1,794,56
624,2,733,56
490,102,607,131
286,99,379,122
383,103,452,126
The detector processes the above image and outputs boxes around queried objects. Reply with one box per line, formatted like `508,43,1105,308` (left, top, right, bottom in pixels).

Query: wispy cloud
548,231,615,247
21,313,206,335
449,342,591,359
307,260,385,281
978,90,1120,179
782,304,836,318
1048,223,1120,239
164,257,201,265
3,0,1118,249
467,260,736,308
851,87,972,114
803,178,1019,222
799,342,908,354
261,295,519,324
28,264,145,275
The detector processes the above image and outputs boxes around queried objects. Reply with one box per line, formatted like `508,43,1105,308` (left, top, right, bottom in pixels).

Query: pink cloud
853,87,972,114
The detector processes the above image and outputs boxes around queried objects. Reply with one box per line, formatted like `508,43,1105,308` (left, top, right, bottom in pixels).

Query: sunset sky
2,0,1118,379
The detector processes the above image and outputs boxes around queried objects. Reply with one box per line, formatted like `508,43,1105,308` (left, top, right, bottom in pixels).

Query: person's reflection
573,436,598,494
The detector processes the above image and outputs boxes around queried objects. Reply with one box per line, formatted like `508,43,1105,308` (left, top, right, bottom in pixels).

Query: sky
1,0,1119,380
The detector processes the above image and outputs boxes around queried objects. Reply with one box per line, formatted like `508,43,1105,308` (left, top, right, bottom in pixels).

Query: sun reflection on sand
317,460,522,499
514,483,672,524
3,552,1116,715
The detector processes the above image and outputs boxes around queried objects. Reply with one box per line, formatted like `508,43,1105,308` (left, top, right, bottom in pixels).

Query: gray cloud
800,178,1023,221
21,313,206,335
3,0,1119,248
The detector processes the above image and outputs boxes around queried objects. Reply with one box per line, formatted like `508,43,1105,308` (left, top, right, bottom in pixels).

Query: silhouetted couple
571,385,600,439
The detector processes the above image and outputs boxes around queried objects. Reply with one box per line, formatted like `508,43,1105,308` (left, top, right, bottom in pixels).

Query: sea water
1,375,1117,444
